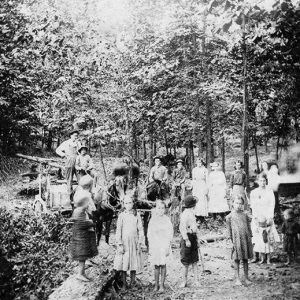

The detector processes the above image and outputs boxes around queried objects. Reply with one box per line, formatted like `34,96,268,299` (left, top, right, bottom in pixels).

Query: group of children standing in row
69,171,300,291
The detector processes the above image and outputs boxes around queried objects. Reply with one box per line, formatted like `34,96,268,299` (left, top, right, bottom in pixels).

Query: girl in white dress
147,200,173,292
208,162,229,218
192,158,209,224
113,194,145,289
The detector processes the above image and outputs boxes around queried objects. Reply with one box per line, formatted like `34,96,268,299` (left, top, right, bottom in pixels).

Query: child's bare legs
121,271,127,290
154,266,160,291
159,265,166,292
130,270,136,287
180,265,189,287
251,251,259,263
192,263,200,286
266,253,270,264
233,259,242,285
242,260,251,285
259,253,265,264
77,260,90,281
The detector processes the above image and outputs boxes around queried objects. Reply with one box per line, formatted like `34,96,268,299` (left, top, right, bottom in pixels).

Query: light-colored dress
208,170,229,213
113,210,144,272
250,187,280,252
147,214,173,266
192,166,209,216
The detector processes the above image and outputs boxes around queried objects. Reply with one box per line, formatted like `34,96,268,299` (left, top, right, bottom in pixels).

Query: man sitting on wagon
172,159,187,201
147,156,169,201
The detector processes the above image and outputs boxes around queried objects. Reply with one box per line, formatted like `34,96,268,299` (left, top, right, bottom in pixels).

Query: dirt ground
48,226,300,300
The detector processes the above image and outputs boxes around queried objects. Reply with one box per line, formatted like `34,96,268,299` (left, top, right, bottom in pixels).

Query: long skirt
193,181,208,217
180,233,199,266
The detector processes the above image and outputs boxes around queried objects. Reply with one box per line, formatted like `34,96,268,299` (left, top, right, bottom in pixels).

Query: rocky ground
49,226,300,300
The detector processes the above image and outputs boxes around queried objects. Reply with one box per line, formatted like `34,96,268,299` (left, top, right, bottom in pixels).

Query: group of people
68,153,300,292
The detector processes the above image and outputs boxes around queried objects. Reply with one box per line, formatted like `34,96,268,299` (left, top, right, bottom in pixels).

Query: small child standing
70,192,98,281
282,209,300,265
179,195,200,288
226,197,252,286
113,193,145,289
253,215,279,264
147,200,173,292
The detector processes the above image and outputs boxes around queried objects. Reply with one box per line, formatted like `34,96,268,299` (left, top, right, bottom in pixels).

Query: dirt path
49,229,300,300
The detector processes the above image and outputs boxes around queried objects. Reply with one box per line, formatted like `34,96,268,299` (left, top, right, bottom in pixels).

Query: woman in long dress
208,162,229,219
192,158,208,224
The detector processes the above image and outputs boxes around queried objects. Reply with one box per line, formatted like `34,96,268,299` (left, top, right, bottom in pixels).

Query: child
75,145,95,182
113,193,145,289
73,175,96,218
179,195,200,288
70,191,98,281
147,200,173,292
282,209,300,265
253,215,279,264
226,196,252,286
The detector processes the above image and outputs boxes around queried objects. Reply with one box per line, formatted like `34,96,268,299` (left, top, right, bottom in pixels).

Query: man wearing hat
75,143,94,182
56,129,80,196
147,156,168,200
149,156,168,184
172,159,186,201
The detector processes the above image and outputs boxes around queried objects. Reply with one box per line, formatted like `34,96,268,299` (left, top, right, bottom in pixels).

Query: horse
93,176,126,245
93,156,140,245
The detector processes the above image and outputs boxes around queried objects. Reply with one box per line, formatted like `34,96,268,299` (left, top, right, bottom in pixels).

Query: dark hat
153,156,161,161
183,195,197,208
78,145,88,153
69,128,79,136
176,159,183,163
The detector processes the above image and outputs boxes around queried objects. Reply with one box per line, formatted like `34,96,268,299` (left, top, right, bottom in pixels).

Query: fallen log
16,153,64,169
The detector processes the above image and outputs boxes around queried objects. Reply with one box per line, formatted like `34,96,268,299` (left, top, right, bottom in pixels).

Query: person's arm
115,213,123,246
268,190,275,219
226,214,233,242
137,213,145,245
179,213,188,241
56,140,68,158
87,155,94,170
162,166,168,182
147,216,155,246
75,156,81,170
149,167,154,182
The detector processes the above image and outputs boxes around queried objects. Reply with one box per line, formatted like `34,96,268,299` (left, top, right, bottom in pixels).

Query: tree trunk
46,130,53,151
190,139,194,171
276,135,280,160
206,98,213,169
185,145,190,175
149,123,154,169
197,132,203,158
253,135,260,174
221,136,225,173
153,141,157,156
98,142,107,182
143,139,147,160
164,130,169,155
173,145,176,157
241,11,249,185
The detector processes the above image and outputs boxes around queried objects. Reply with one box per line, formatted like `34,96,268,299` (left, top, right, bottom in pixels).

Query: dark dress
180,233,199,266
70,208,98,261
282,219,300,254
226,211,253,260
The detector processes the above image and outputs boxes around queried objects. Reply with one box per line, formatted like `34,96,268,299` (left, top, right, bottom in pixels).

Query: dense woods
1,0,300,174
